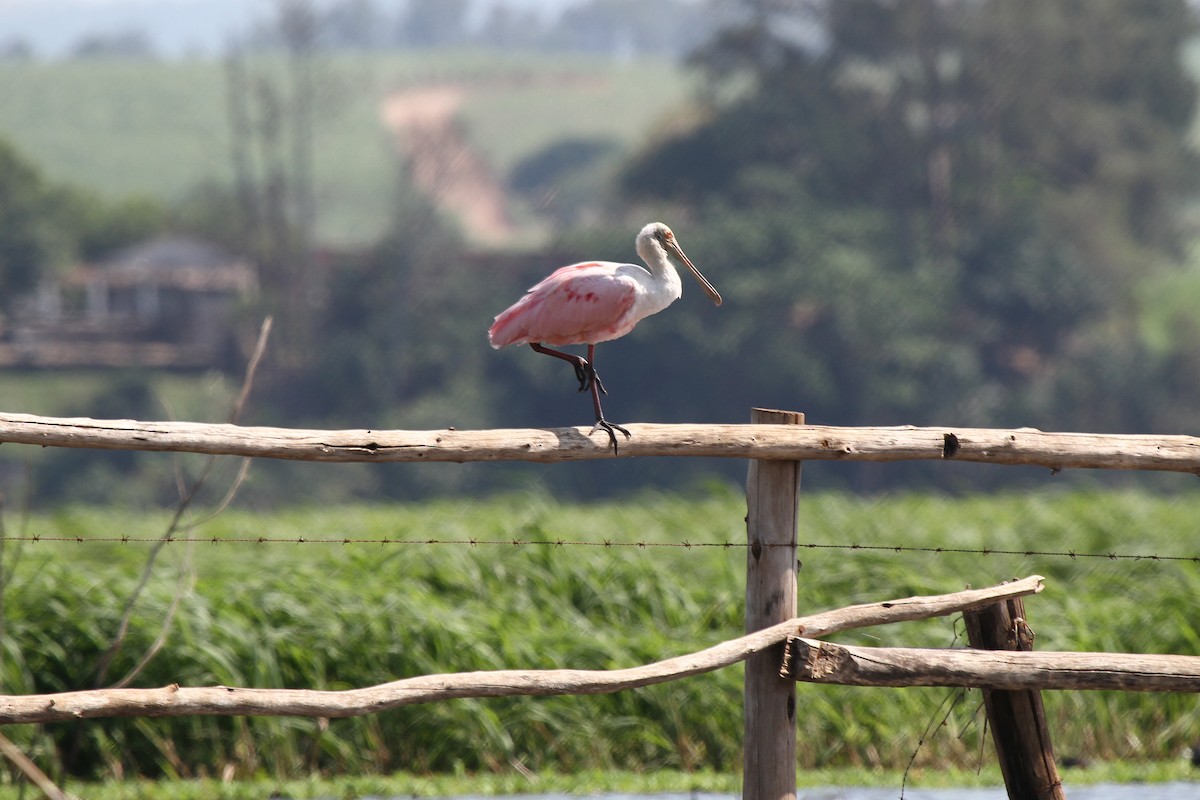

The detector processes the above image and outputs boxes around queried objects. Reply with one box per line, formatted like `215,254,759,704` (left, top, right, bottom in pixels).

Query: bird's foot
590,417,631,455
572,361,589,392
576,363,608,395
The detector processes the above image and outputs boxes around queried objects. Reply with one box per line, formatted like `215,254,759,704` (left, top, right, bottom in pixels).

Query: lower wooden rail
782,638,1200,691
0,576,1043,725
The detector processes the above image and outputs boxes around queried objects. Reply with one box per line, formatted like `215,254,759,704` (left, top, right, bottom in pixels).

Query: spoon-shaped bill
667,240,722,306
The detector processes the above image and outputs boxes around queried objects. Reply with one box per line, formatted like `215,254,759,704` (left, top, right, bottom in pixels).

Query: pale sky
0,0,590,57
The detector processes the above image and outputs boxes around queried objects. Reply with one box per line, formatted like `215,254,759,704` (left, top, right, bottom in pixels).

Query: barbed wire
5,533,1200,563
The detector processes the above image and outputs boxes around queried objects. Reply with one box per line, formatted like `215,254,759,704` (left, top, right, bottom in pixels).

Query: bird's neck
636,241,682,302
637,241,674,277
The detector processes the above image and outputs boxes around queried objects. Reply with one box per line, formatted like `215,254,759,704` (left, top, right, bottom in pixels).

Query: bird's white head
636,222,723,306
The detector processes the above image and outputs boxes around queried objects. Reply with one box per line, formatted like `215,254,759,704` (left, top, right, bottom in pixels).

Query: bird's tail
487,303,529,349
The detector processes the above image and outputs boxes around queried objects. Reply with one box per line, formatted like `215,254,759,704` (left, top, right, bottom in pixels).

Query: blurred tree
550,0,723,58
0,139,164,312
395,0,470,48
270,167,479,422
224,0,343,369
0,37,34,61
55,191,167,261
0,139,59,306
31,375,160,505
509,137,624,226
261,167,487,495
476,3,547,50
323,0,388,49
624,0,1198,440
69,29,156,60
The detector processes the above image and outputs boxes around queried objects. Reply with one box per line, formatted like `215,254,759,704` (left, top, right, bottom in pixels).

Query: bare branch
109,571,197,690
90,318,272,687
791,574,1045,638
229,316,272,425
0,576,1043,725
0,730,75,800
176,457,253,533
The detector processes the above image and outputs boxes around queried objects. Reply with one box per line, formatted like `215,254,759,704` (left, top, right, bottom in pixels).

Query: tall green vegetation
4,492,1200,782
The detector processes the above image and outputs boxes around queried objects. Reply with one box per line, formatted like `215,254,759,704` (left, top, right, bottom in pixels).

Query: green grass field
0,51,692,246
3,490,1200,788
0,370,237,418
22,760,1200,800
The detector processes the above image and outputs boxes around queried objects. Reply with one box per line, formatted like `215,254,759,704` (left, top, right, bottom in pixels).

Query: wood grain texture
784,639,1200,691
744,409,802,800
964,598,1065,800
0,577,1044,725
1,413,1199,471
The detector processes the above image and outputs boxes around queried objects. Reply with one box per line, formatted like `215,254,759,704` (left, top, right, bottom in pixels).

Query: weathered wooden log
965,597,1064,800
782,638,1200,692
744,409,803,800
1,413,1199,471
0,576,1044,725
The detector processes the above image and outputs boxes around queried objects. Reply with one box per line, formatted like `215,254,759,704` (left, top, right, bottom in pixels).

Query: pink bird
489,222,722,454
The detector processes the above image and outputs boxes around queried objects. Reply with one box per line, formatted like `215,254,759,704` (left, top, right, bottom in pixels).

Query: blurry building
0,236,256,369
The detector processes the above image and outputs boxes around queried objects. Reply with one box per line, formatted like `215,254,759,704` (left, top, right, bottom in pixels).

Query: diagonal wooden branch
0,730,74,800
0,416,1197,472
782,637,1200,692
0,576,1043,725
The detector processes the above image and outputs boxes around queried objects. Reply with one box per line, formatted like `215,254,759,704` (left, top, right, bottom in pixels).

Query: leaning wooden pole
744,408,803,800
964,595,1065,800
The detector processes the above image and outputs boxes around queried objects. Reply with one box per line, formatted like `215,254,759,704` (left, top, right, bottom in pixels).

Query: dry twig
91,318,272,688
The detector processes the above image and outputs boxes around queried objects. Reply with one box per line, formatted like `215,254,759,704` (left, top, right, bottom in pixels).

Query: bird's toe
590,418,631,455
572,363,589,391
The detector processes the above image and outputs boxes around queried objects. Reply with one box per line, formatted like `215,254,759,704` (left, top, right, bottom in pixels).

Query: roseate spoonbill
488,222,722,454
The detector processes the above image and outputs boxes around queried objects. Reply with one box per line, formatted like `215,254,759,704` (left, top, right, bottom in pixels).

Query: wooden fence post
744,408,803,800
964,595,1065,800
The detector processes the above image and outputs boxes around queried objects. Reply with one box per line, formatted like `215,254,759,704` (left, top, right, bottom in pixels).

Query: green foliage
68,193,168,261
0,135,168,307
620,0,1200,451
4,491,1200,783
683,189,965,425
509,137,624,227
267,175,477,425
0,370,242,506
19,759,1200,800
0,138,67,301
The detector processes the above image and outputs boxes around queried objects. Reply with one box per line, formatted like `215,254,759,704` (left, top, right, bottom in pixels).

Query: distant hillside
0,50,692,246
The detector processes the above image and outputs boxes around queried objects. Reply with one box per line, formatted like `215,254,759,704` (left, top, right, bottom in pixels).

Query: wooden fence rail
0,576,1045,725
2,412,1200,472
782,638,1200,691
3,405,1196,800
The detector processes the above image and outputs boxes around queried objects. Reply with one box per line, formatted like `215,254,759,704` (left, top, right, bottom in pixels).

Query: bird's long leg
530,343,590,391
528,343,628,454
584,344,631,455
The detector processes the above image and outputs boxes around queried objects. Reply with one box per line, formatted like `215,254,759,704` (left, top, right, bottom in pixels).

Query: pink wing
489,261,639,347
